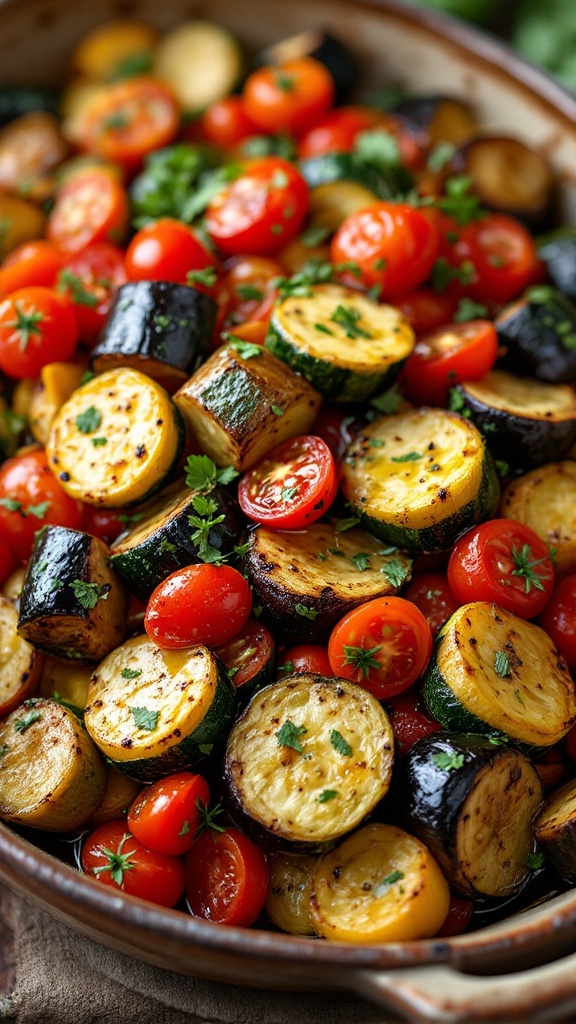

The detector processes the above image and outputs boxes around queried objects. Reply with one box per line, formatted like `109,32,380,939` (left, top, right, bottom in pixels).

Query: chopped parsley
75,406,102,435
294,603,318,620
186,266,218,288
276,720,307,754
380,559,410,588
330,304,371,339
235,283,264,301
391,451,422,463
494,650,512,678
373,870,405,898
351,552,371,571
525,851,545,870
318,789,339,803
370,386,403,415
330,729,352,757
69,579,111,610
225,336,262,359
121,667,143,679
129,706,160,732
271,405,285,416
57,269,99,307
433,750,465,772
91,436,108,447
188,494,227,564
185,453,238,491
280,485,298,502
14,709,42,732
434,175,484,227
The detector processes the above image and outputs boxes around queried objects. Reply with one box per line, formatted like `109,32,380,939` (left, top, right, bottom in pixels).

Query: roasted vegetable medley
1,15,576,943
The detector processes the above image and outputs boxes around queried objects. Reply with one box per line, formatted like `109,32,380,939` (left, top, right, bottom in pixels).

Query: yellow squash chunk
0,596,42,716
265,852,318,936
86,763,141,827
500,461,576,576
71,19,159,81
38,654,93,709
29,361,85,446
0,192,46,259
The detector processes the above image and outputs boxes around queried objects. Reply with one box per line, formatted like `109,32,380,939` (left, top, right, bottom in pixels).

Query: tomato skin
0,539,18,585
185,826,269,926
201,96,260,149
242,57,334,136
0,286,78,379
81,821,186,908
447,519,555,619
328,596,434,700
0,447,84,563
331,202,439,297
47,169,129,254
205,157,309,256
81,505,131,546
0,240,65,297
394,287,459,336
453,213,542,305
125,217,213,285
386,690,442,757
58,242,127,346
297,105,381,158
145,563,252,648
401,319,498,407
216,255,284,330
311,405,363,463
436,897,474,937
539,575,576,671
127,772,210,857
79,77,179,169
404,571,460,637
238,435,338,530
278,644,333,676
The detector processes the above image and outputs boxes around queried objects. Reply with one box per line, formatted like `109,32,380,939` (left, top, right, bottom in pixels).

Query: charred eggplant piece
538,228,576,303
256,29,358,104
496,286,576,385
393,95,478,147
536,777,576,882
0,85,59,127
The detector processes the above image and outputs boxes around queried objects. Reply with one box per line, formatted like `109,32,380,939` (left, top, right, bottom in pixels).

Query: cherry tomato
0,286,78,379
0,539,17,585
386,690,442,757
81,820,185,908
310,405,363,463
0,447,83,563
57,242,127,347
81,505,132,546
214,618,275,695
453,213,542,305
447,519,555,619
331,201,439,297
539,575,576,671
205,157,309,256
79,77,179,169
401,319,498,407
0,240,64,297
242,57,334,136
145,563,252,648
47,168,129,254
125,217,213,285
297,105,381,158
127,772,210,857
278,644,333,676
394,287,459,336
201,96,260,149
185,826,269,926
216,255,284,330
436,897,474,937
328,596,434,700
238,435,338,530
404,571,460,636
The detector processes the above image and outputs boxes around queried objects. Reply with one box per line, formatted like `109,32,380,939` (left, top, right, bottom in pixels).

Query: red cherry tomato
311,405,363,463
127,772,211,857
0,286,78,379
331,201,439,297
201,96,260,149
125,217,213,285
242,58,334,136
47,168,129,254
401,319,498,407
0,240,65,297
453,213,542,305
404,571,460,636
328,596,434,700
0,447,83,563
216,255,284,330
185,826,269,926
81,505,133,546
278,644,333,676
447,519,555,619
145,563,253,649
0,539,18,586
394,287,459,336
205,157,309,256
386,690,442,757
238,435,338,530
539,575,576,671
81,820,185,908
57,242,127,347
297,105,381,158
79,77,179,169
214,618,275,696
436,897,474,937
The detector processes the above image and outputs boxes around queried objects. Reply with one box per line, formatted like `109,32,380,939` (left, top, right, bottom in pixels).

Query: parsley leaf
75,406,102,435
185,453,238,491
58,269,99,307
121,667,142,679
225,335,262,359
370,385,402,415
330,304,371,339
330,729,352,757
0,497,21,512
391,451,422,463
276,720,307,754
525,851,545,870
380,558,410,588
186,266,217,288
14,710,41,733
435,175,484,227
26,501,50,519
69,579,110,610
351,552,371,571
494,650,511,678
373,870,405,898
294,603,318,620
433,750,465,772
129,706,160,732
318,789,339,803
454,297,489,322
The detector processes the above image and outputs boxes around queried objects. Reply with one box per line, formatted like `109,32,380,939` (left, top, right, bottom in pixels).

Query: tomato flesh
238,434,338,529
185,827,269,926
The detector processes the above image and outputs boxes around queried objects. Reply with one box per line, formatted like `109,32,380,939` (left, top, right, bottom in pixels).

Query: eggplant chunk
536,777,576,881
0,596,43,717
18,525,128,662
0,698,106,831
496,288,576,386
224,674,394,847
394,95,478,148
265,852,318,936
500,461,576,577
403,732,543,899
243,520,412,643
452,136,555,229
538,230,576,303
310,822,450,943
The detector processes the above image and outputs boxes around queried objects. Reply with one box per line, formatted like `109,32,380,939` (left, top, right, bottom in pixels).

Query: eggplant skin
496,290,576,385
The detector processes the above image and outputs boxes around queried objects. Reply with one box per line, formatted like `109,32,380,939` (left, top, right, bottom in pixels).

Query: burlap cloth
0,883,398,1024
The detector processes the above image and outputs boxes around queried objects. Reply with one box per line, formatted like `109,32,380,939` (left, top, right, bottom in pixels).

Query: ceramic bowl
1,1,576,1020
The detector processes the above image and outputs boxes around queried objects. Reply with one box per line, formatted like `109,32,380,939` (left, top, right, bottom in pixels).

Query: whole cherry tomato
145,563,252,648
0,240,64,297
394,287,459,336
278,644,333,676
81,820,185,908
0,286,78,379
539,575,576,671
297,105,381,158
201,96,259,149
386,690,442,757
185,826,269,926
125,217,213,284
453,213,542,305
215,255,284,330
0,447,83,563
242,57,334,136
127,772,211,857
436,897,474,937
238,435,338,529
401,319,498,407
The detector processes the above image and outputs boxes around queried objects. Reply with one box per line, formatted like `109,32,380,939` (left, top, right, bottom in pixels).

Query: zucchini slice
152,22,243,113
454,370,576,470
0,595,43,717
423,602,576,747
109,479,243,602
496,288,576,385
403,732,543,899
265,851,318,936
47,367,185,507
18,525,127,663
173,343,321,471
266,283,414,402
224,674,394,847
91,281,217,395
500,461,576,577
309,822,450,943
0,698,106,831
243,520,412,643
535,777,576,881
84,634,236,782
341,407,499,553
452,136,555,229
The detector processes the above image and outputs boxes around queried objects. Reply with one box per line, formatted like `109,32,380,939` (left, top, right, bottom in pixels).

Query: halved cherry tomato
0,240,65,297
57,242,127,346
540,575,576,671
386,690,442,757
185,826,269,926
400,319,498,407
238,434,338,530
214,618,275,695
447,519,555,619
47,168,129,254
201,96,260,149
127,772,211,857
394,287,459,336
404,571,460,636
216,255,284,329
453,213,542,305
125,217,213,284
79,76,179,168
0,286,78,379
297,105,381,158
0,446,83,563
436,897,474,937
242,57,334,136
205,157,308,256
278,644,332,676
331,201,439,297
81,820,185,908
328,596,434,700
145,563,252,649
